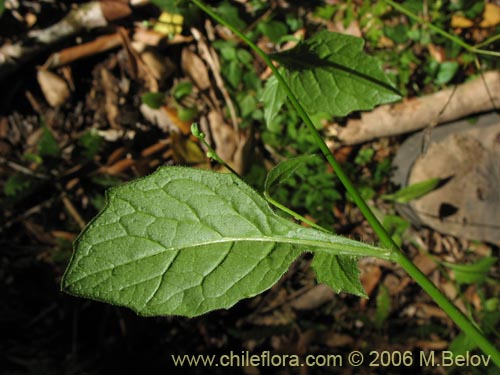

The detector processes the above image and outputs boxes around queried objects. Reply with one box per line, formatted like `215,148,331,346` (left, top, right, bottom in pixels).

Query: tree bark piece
336,71,500,145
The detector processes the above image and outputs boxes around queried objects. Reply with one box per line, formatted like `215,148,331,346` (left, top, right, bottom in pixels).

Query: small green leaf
141,92,166,109
226,60,242,89
257,20,288,43
449,332,477,357
79,130,103,160
435,61,459,85
177,106,197,122
312,253,366,297
150,0,187,14
39,125,60,158
4,174,33,197
382,214,409,247
264,154,320,196
261,75,287,128
354,148,375,166
173,82,193,100
443,257,497,285
0,0,5,17
382,177,441,204
270,30,401,117
374,285,391,328
215,1,247,30
62,167,390,317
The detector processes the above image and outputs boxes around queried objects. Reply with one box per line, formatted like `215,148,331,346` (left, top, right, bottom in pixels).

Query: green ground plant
61,0,500,369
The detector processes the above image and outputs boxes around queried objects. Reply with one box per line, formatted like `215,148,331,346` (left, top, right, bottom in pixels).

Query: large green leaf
270,30,401,117
62,167,391,317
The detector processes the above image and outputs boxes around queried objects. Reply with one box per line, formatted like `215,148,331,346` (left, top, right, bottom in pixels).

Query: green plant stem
191,123,240,176
190,0,500,367
384,0,500,58
193,123,327,232
264,193,328,233
394,251,500,365
474,32,500,49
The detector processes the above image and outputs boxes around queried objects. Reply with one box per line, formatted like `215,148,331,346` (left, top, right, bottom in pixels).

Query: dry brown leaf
37,69,70,107
414,303,449,320
230,129,253,175
140,104,191,135
140,50,176,82
413,253,438,275
117,27,158,91
428,44,446,63
208,110,237,163
480,3,500,28
323,332,355,348
181,47,211,90
383,274,403,295
359,264,382,308
451,14,474,28
290,284,335,310
133,27,194,46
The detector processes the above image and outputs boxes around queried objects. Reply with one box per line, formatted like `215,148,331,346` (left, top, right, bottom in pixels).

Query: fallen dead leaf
480,3,500,28
181,47,211,90
140,50,176,82
413,253,438,276
140,104,191,135
290,284,335,310
451,14,474,28
208,110,237,163
323,332,355,348
359,264,382,308
37,69,70,107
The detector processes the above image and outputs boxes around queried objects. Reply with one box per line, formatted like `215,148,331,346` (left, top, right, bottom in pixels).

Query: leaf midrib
66,233,392,288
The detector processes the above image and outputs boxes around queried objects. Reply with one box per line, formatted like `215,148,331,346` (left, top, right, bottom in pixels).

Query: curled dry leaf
37,69,70,107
